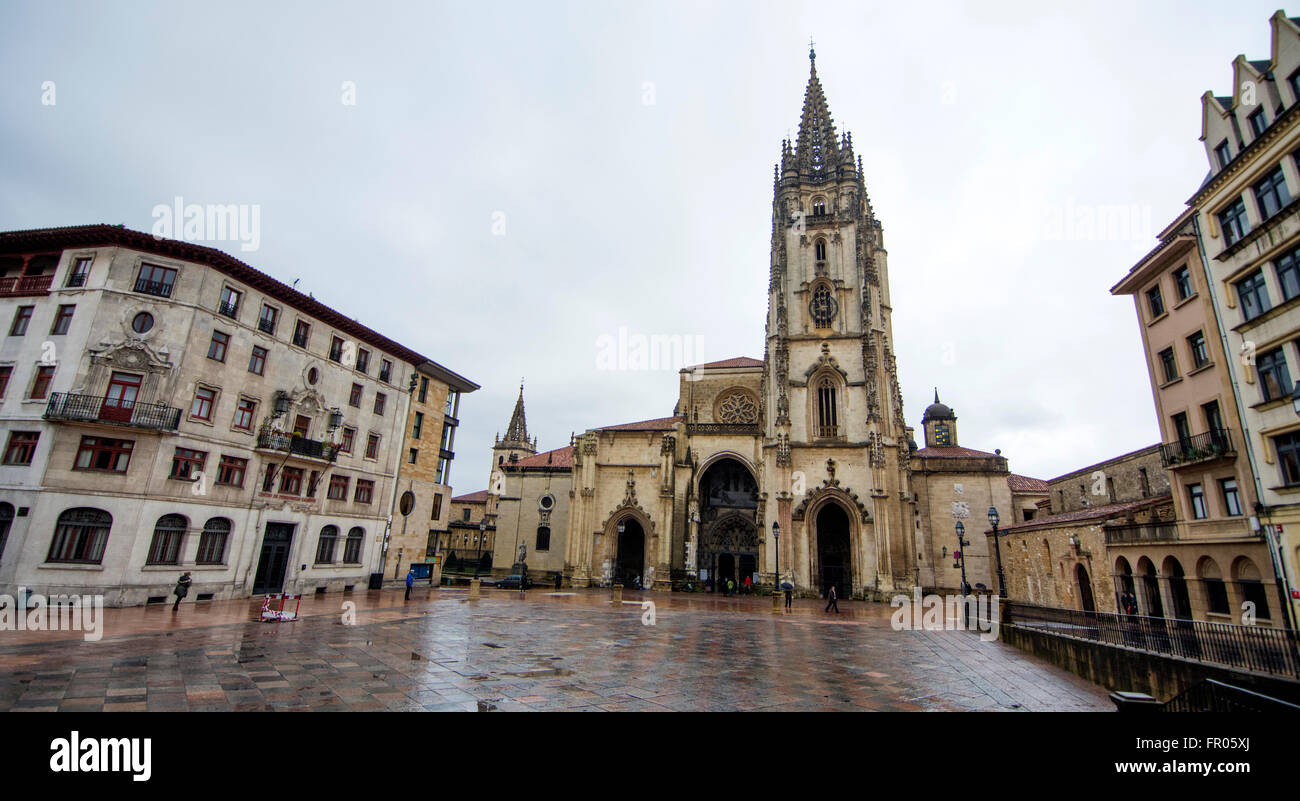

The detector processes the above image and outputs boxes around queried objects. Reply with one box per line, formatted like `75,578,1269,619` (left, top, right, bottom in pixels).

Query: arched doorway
1165,556,1193,619
1075,564,1095,612
1114,556,1135,611
697,457,759,591
1138,556,1163,617
615,517,644,588
816,503,852,598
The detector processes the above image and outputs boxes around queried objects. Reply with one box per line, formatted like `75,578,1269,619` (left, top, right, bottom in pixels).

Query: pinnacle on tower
502,383,529,445
793,46,841,178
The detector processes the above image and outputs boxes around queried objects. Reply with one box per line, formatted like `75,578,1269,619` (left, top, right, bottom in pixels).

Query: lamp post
474,520,486,580
954,521,969,595
772,521,782,612
988,506,1007,599
616,519,625,587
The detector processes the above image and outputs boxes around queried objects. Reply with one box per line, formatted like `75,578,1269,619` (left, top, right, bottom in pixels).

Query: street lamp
474,520,486,580
954,521,969,595
772,521,782,612
988,506,1007,599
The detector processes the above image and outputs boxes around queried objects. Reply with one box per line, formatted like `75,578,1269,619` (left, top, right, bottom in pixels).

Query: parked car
497,574,532,589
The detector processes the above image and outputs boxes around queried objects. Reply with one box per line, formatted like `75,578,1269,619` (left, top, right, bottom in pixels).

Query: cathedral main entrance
615,517,645,588
697,457,759,591
815,504,852,598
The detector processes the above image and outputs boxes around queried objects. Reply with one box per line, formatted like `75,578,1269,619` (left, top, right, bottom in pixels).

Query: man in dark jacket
172,572,192,611
825,584,839,614
405,568,415,601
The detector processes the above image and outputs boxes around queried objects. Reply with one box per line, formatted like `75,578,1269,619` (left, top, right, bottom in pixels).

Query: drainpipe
1192,212,1299,635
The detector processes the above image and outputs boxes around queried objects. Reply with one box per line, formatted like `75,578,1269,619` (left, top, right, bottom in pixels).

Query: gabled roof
451,490,490,504
913,446,1002,459
597,416,680,432
994,496,1169,535
512,446,574,469
687,357,764,370
1008,474,1050,494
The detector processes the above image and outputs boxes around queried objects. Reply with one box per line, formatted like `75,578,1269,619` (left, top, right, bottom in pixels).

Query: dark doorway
615,518,644,588
253,523,294,594
1075,564,1096,612
1140,558,1164,617
1166,557,1193,620
717,553,736,591
816,504,851,598
739,554,756,586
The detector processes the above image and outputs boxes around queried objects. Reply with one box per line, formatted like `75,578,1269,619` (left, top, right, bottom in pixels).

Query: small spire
809,36,815,63
934,388,940,404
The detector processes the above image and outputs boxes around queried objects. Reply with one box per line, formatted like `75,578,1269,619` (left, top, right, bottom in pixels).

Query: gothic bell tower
763,46,915,596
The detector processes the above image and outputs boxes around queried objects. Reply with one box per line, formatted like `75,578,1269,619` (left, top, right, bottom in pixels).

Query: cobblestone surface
0,589,1111,712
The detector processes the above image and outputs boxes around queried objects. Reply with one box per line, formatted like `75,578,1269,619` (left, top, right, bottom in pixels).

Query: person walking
172,571,192,611
726,578,734,598
783,581,793,611
825,584,839,614
405,568,415,601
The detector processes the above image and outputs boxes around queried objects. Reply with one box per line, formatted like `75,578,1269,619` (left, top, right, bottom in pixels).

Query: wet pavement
0,588,1112,712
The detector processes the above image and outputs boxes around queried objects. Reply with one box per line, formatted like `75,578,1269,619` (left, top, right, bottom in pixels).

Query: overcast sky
0,1,1286,489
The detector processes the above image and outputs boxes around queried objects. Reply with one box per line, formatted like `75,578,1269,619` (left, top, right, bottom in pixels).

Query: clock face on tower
934,423,951,446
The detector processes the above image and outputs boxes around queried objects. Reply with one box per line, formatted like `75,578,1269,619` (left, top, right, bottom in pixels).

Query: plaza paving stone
0,588,1111,712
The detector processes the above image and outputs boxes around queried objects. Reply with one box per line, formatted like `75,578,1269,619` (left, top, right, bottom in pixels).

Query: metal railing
0,274,54,296
43,392,182,431
1161,679,1300,712
218,301,239,318
257,430,339,462
133,277,173,298
257,317,276,334
1003,602,1300,679
1160,428,1234,467
65,273,88,288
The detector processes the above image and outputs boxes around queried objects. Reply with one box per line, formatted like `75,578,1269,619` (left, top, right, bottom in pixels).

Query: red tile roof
1007,474,1049,493
0,224,446,369
451,490,490,504
597,416,681,432
995,496,1169,534
688,357,764,370
512,446,574,469
913,446,1002,459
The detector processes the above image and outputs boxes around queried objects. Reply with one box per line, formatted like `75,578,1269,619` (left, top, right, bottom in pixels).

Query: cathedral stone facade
480,52,1038,598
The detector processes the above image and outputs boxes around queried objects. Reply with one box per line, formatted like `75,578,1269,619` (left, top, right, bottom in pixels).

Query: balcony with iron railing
1160,428,1234,468
0,273,54,297
134,277,174,298
218,301,240,319
44,392,182,431
257,317,276,335
257,430,340,462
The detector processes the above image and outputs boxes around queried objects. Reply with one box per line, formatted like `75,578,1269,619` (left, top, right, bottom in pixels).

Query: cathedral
478,50,1033,598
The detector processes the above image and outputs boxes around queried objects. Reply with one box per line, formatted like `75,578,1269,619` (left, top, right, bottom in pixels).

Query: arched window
817,376,839,438
197,517,231,565
814,238,827,261
810,284,836,327
0,502,12,562
812,197,827,216
147,514,187,565
343,526,365,564
316,524,339,564
48,508,112,564
536,525,551,551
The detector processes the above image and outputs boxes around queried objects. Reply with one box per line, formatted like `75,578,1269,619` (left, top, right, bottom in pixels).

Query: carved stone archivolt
714,388,759,425
792,478,871,524
83,339,173,403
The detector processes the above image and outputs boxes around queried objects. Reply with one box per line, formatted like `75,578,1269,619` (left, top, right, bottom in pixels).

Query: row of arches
1113,554,1273,621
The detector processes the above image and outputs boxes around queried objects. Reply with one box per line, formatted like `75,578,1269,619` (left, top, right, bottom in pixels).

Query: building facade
0,225,473,606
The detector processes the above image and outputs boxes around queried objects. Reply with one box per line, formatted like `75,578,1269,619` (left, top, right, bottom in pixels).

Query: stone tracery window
717,391,758,424
810,284,837,327
817,376,839,438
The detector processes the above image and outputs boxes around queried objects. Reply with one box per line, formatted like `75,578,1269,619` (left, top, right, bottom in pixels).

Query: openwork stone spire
794,46,840,178
502,383,529,444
